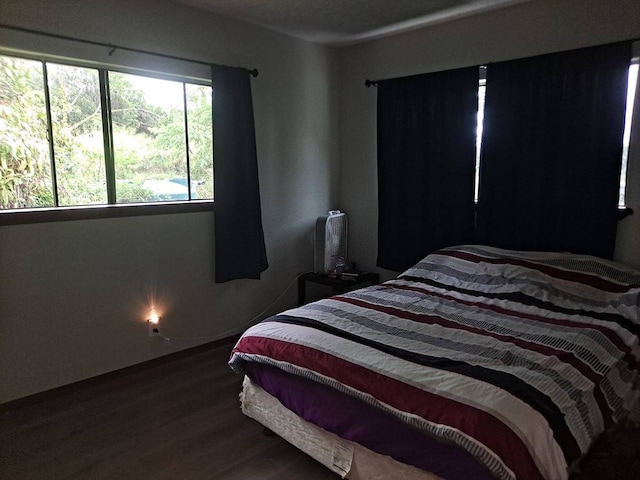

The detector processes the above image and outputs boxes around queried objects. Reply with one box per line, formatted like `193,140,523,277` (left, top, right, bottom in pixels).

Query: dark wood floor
0,342,338,480
2,341,638,480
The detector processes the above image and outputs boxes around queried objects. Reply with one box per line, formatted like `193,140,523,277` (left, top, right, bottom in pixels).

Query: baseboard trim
0,334,240,413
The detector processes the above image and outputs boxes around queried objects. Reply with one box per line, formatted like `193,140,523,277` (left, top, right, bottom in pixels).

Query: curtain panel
211,65,268,283
377,67,478,271
477,42,631,259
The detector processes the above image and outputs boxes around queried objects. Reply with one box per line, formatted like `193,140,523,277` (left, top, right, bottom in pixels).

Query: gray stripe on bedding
303,300,599,448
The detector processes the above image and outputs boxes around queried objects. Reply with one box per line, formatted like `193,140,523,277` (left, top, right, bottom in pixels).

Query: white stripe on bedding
241,321,568,480
285,299,600,451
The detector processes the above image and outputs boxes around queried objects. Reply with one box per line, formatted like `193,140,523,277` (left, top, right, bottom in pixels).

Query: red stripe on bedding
335,294,605,384
233,335,546,480
438,250,634,293
334,293,618,426
386,283,640,375
336,294,617,429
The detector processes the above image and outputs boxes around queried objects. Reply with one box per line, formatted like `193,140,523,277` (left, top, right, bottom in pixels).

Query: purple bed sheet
244,362,494,480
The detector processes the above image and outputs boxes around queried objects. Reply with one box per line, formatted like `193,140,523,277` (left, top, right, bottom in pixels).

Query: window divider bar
99,70,116,204
183,83,192,200
41,61,59,207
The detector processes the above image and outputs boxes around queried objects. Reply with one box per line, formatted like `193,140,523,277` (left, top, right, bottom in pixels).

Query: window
619,59,639,207
0,53,213,211
474,66,487,204
472,58,639,208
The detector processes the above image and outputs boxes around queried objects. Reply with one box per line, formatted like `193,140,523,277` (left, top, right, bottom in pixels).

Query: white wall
338,0,640,280
2,0,639,405
0,0,339,403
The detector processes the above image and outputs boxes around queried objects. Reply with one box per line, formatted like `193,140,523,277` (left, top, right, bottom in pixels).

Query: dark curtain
477,42,630,259
377,67,478,271
211,65,268,283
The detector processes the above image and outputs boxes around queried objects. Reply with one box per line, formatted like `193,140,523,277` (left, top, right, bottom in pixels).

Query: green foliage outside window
0,53,213,209
0,56,52,208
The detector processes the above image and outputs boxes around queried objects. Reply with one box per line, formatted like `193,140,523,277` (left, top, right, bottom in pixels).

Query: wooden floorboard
2,341,638,480
0,343,338,480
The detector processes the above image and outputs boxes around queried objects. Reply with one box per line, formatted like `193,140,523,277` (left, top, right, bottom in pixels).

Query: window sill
0,201,214,226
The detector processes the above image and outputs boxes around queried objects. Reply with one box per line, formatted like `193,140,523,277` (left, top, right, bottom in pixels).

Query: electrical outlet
148,320,160,337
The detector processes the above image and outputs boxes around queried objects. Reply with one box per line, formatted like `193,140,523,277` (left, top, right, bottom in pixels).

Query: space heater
314,210,348,275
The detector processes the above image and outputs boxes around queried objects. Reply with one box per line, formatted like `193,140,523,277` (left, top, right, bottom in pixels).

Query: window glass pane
110,72,187,203
0,55,54,208
48,63,107,206
475,82,486,204
186,84,213,200
619,61,639,207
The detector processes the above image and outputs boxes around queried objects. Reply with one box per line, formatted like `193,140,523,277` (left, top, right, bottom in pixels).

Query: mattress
230,245,640,480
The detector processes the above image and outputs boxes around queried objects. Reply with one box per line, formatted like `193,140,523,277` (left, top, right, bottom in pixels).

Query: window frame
0,201,214,226
0,49,214,225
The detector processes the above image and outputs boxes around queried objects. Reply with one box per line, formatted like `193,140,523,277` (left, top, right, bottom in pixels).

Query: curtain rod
365,38,640,88
0,23,259,77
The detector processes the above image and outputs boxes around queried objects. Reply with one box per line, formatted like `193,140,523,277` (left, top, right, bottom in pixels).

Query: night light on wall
148,311,161,337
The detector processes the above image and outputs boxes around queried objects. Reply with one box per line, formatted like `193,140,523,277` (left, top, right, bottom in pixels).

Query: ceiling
169,0,532,46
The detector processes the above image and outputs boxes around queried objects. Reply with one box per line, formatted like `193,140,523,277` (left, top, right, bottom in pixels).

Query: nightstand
297,271,380,306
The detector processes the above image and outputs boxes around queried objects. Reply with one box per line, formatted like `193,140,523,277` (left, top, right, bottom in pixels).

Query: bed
229,244,640,480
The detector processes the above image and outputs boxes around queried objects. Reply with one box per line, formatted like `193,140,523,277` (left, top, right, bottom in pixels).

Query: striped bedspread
229,245,640,480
